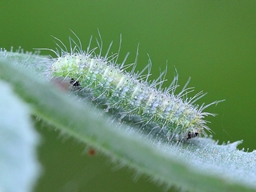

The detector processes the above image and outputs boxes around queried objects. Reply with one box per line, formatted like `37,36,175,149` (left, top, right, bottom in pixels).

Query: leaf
0,80,40,192
0,53,256,192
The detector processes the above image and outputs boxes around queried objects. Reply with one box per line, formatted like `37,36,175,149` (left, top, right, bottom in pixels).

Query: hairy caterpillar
45,31,221,142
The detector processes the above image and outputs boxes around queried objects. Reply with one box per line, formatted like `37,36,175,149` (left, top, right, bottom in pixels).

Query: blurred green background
1,1,256,191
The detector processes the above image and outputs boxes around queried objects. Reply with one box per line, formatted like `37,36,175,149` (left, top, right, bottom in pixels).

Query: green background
1,1,256,191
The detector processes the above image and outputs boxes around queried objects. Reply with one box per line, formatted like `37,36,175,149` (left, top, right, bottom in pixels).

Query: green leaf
0,80,40,192
0,53,256,192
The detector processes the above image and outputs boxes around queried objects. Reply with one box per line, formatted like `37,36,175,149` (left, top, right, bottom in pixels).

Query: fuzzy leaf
0,80,40,192
0,53,256,192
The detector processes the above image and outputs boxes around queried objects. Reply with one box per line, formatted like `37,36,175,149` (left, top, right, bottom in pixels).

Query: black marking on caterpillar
70,78,81,87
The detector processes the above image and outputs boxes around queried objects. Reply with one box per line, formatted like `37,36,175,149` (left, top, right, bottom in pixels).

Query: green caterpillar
50,33,221,142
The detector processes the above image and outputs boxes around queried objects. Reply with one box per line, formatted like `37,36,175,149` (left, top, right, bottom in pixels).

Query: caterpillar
46,31,221,142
